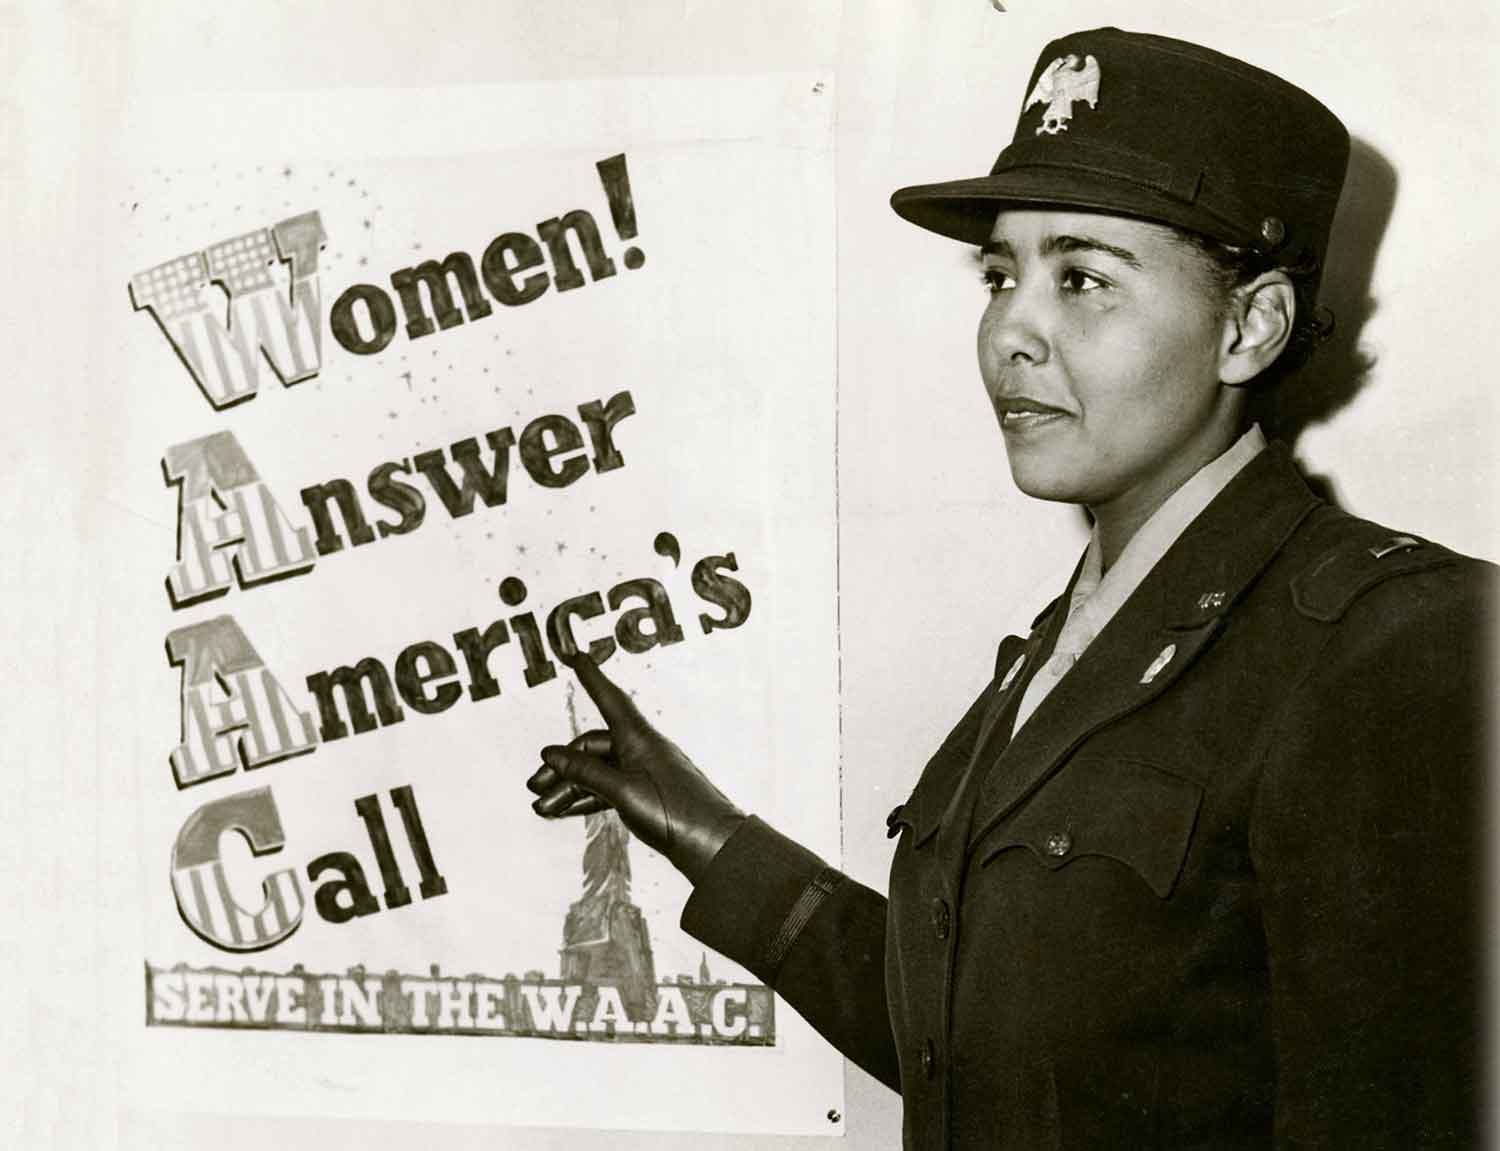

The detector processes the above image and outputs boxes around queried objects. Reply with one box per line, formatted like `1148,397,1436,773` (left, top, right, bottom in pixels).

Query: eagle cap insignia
1024,53,1101,136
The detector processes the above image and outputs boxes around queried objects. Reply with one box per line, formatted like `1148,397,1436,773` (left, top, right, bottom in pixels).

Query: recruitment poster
99,59,842,1136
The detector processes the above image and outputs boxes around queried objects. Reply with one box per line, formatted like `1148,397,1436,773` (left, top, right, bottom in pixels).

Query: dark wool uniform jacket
682,444,1493,1150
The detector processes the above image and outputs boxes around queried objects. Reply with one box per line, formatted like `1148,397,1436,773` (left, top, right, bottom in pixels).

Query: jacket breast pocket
977,757,1203,899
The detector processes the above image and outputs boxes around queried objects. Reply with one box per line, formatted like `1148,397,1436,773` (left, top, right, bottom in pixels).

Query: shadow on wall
1248,136,1397,506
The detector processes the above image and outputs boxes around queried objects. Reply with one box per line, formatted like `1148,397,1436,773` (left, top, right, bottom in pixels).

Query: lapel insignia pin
1368,535,1421,559
1025,53,1101,135
999,653,1026,691
1139,643,1176,685
1196,590,1227,611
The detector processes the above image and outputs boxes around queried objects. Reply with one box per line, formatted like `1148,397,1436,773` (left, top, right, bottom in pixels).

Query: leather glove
526,653,746,884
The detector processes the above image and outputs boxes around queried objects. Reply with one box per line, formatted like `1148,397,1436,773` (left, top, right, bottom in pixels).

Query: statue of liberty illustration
558,681,658,1017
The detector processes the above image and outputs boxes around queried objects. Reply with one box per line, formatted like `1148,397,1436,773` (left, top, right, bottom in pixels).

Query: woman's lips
995,396,1070,431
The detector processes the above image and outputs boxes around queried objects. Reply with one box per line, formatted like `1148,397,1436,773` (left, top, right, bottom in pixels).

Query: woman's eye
980,269,1016,295
1061,268,1107,293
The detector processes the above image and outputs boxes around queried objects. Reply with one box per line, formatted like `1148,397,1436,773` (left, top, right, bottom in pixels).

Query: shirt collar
1064,424,1268,646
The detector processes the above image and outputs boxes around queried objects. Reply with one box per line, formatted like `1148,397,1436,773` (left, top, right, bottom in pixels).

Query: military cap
891,27,1350,273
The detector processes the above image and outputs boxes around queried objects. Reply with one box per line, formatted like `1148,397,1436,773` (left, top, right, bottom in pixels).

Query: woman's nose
978,284,1049,369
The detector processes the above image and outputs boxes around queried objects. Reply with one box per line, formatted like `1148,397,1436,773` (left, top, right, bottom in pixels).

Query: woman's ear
1219,271,1295,386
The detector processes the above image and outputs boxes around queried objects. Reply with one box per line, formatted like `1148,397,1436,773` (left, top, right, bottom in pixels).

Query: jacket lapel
966,442,1323,849
964,590,1071,777
896,587,1072,848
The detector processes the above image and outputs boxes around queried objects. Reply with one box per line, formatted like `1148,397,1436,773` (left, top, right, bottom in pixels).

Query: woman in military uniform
526,27,1491,1150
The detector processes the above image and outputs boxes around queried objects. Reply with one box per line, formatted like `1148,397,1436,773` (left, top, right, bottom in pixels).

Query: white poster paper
100,72,843,1135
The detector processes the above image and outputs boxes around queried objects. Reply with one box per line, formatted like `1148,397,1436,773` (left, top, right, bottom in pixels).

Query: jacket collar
964,440,1323,847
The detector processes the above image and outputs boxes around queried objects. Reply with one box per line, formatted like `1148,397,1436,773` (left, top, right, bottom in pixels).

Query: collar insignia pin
1196,590,1227,611
1139,643,1176,685
1025,53,1101,136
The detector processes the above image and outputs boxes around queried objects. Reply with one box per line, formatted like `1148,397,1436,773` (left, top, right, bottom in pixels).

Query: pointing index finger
564,652,644,729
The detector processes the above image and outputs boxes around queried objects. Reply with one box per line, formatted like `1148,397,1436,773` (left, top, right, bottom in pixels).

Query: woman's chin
1004,447,1092,506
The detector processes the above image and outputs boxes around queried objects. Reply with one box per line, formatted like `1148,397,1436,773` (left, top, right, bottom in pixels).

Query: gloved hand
526,653,747,884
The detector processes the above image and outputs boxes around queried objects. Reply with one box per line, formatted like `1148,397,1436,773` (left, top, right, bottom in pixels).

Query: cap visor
891,168,1213,246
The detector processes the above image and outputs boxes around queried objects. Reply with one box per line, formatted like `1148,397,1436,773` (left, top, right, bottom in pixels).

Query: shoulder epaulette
1291,526,1458,623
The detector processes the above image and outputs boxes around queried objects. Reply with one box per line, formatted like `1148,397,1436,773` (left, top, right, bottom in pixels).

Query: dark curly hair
1175,231,1334,390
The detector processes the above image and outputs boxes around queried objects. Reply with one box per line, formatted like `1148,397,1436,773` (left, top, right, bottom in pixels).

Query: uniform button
1044,831,1072,858
920,1038,936,1079
930,897,951,940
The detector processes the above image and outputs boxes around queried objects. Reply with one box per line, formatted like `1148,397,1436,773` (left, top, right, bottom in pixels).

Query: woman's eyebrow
978,239,1014,260
978,234,1143,269
1043,233,1142,268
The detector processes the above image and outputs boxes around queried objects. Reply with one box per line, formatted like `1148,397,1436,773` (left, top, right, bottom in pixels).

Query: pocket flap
978,757,1203,898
